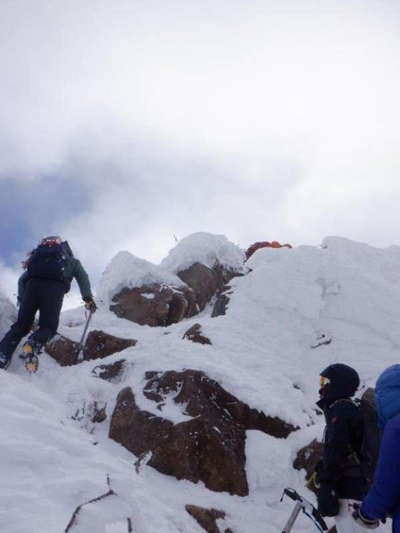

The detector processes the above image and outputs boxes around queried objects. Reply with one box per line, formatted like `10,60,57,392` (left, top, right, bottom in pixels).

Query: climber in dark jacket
0,236,96,369
315,363,368,533
353,364,400,532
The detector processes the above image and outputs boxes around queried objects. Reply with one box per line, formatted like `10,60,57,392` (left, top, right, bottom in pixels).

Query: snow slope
1,235,398,532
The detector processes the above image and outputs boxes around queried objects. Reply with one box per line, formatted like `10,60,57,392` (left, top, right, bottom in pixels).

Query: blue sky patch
0,174,92,266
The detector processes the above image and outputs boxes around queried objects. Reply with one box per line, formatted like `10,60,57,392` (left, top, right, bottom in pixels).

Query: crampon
24,354,39,373
20,342,40,373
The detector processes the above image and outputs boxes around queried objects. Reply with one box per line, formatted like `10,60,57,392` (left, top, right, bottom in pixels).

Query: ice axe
75,310,93,364
281,488,328,533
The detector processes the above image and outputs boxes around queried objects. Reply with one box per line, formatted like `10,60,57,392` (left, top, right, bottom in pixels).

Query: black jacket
317,396,368,499
18,256,93,301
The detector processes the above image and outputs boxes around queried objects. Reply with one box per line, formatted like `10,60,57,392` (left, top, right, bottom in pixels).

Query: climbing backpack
27,241,70,281
354,396,382,485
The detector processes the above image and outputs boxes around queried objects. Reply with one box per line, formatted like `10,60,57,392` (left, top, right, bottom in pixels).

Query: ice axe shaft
282,501,302,533
75,311,93,363
281,488,328,533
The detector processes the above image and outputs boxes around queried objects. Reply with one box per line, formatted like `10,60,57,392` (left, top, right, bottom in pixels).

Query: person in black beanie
315,363,369,533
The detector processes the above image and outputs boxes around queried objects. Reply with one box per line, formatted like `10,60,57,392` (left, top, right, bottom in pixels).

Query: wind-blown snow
1,235,398,532
98,251,185,304
160,232,246,273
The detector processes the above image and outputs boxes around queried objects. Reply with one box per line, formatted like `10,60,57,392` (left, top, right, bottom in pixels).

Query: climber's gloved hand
84,297,97,313
317,483,339,517
352,504,380,529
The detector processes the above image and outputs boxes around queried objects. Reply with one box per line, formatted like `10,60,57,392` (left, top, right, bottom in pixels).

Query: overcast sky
1,0,400,305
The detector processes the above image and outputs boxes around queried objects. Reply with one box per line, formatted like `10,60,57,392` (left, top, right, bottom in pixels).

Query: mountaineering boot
0,352,12,370
22,340,42,373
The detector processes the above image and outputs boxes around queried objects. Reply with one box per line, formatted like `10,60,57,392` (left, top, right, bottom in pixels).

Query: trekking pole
75,310,93,364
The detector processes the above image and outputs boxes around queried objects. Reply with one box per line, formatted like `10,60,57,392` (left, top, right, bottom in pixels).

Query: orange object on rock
245,240,292,260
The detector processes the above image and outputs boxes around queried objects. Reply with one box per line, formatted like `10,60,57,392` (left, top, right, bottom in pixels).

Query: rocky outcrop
102,236,247,326
183,323,212,345
110,284,196,327
46,331,136,366
109,370,296,496
109,261,244,326
186,505,233,533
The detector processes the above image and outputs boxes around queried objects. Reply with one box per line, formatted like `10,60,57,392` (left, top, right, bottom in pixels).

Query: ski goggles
319,376,331,387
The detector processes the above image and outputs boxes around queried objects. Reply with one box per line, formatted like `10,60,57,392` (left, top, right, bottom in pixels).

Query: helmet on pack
319,363,360,399
40,235,62,247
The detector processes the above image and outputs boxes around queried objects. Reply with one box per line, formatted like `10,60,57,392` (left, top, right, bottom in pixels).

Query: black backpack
27,242,70,281
354,396,382,485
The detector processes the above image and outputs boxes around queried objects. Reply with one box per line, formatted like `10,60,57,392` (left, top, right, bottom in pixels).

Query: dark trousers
0,278,65,357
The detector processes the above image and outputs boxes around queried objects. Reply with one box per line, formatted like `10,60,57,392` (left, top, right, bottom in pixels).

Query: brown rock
183,323,212,345
168,291,189,324
84,330,136,360
362,387,376,405
144,370,295,439
108,261,242,327
46,330,136,366
177,263,220,312
109,370,296,496
186,505,232,533
92,359,126,382
293,439,323,484
110,284,196,327
177,262,239,314
46,335,80,366
109,387,248,495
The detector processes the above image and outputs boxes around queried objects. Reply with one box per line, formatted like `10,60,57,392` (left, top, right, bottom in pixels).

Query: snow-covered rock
109,369,294,497
98,252,197,326
99,237,246,326
161,233,247,315
161,232,246,275
98,251,186,304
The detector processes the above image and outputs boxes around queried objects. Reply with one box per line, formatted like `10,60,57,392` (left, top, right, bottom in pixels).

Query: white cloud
1,0,400,286
0,262,19,304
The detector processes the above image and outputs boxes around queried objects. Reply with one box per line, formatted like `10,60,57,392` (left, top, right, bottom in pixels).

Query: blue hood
376,364,400,427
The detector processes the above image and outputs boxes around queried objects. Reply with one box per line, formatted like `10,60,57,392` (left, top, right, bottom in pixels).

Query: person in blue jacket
353,364,400,531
